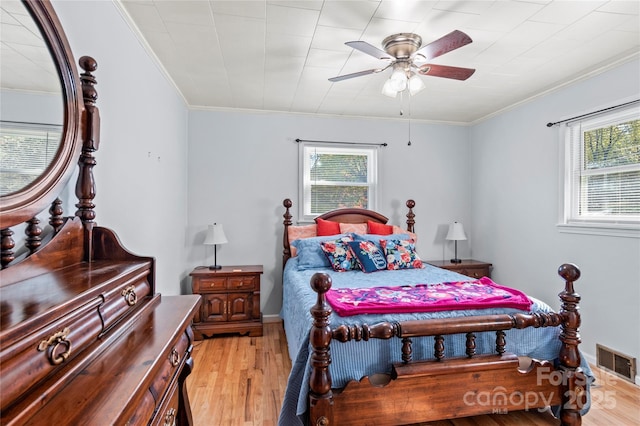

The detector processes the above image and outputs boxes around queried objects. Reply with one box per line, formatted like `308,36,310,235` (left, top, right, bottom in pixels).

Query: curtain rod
546,99,639,127
295,138,387,147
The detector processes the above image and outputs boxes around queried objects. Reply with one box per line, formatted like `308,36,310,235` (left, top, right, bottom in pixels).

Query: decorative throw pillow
316,218,341,236
320,236,358,272
347,240,387,273
392,225,418,243
354,233,410,250
288,224,318,256
367,220,393,235
339,222,368,235
380,239,424,270
292,234,352,270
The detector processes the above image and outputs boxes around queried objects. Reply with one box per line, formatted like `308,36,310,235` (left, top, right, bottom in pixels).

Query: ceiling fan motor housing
382,33,422,59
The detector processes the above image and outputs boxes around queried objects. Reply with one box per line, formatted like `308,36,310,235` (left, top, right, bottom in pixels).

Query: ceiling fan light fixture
381,79,398,98
389,67,407,92
408,73,426,96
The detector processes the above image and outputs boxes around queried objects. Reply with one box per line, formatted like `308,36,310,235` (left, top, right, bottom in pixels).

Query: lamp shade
446,222,467,241
203,223,228,245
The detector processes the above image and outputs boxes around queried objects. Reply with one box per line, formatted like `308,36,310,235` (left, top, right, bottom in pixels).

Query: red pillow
367,220,393,235
316,218,341,236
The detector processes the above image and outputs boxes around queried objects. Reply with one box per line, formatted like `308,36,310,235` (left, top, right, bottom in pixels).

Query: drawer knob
121,285,137,306
37,327,72,365
164,408,176,426
170,348,180,367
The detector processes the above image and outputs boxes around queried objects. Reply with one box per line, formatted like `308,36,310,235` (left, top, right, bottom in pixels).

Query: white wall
53,0,189,296
470,58,640,365
186,110,471,316
0,90,62,124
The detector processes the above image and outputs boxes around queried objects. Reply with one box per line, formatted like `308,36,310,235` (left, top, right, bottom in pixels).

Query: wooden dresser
426,259,493,279
0,3,198,424
190,265,263,339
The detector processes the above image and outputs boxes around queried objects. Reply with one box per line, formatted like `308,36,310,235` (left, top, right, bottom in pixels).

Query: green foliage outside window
582,119,640,216
309,152,369,213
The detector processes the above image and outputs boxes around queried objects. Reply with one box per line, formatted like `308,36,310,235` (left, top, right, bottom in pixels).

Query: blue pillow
347,240,387,273
292,234,352,270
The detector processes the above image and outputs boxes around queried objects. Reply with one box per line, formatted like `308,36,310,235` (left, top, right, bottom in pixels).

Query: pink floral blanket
325,277,532,316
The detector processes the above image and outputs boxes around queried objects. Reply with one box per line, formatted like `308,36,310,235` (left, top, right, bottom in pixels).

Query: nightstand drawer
457,266,490,279
197,277,226,291
228,276,256,290
425,260,492,280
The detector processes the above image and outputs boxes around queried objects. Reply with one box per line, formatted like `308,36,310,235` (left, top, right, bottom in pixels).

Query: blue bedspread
278,258,591,425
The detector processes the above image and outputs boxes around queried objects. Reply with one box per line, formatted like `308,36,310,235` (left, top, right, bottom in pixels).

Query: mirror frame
0,0,83,229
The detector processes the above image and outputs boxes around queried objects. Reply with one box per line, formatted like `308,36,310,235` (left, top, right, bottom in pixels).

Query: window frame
298,142,379,223
558,105,640,238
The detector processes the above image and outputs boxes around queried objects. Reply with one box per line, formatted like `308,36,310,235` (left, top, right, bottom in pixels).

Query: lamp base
450,258,462,264
208,265,222,270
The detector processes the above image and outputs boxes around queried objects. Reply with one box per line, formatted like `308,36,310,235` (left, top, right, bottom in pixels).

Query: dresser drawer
150,380,180,426
148,329,190,404
99,276,152,332
0,298,104,410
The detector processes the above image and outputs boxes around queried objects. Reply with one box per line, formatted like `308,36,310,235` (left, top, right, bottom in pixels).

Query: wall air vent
596,343,636,383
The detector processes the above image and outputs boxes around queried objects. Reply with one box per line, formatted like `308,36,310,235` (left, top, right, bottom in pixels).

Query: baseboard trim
263,314,282,324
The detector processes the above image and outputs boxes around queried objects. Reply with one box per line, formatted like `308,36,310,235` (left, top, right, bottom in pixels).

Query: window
560,106,640,237
0,121,62,196
299,142,378,222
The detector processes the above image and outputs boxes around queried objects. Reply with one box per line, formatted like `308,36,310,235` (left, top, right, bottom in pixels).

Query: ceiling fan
329,30,476,97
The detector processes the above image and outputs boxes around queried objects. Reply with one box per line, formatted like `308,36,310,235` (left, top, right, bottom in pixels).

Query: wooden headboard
281,198,415,268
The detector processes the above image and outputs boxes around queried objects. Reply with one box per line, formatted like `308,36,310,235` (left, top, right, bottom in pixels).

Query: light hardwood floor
187,322,640,425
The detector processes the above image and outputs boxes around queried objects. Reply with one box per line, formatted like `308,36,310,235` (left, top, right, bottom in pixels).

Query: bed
278,198,591,426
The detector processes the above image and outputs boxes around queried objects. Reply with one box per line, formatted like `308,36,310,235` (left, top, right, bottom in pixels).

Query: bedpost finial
558,263,580,283
406,199,415,209
311,272,332,294
283,198,292,209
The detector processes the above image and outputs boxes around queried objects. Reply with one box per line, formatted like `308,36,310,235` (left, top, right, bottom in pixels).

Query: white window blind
0,121,62,196
561,106,640,235
299,142,378,222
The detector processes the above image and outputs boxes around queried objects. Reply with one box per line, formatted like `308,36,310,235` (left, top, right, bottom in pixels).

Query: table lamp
446,221,466,264
203,223,228,270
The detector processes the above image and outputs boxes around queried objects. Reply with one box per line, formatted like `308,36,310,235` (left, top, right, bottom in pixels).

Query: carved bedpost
309,272,334,426
557,263,585,426
283,198,293,268
406,199,415,233
75,56,100,260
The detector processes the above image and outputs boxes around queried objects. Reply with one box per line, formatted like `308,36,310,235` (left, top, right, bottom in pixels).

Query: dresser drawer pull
121,285,137,306
37,327,72,365
164,408,176,426
170,348,180,367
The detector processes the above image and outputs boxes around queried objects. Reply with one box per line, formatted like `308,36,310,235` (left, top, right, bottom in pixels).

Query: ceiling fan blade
345,40,393,60
414,30,472,62
328,68,386,82
418,64,476,80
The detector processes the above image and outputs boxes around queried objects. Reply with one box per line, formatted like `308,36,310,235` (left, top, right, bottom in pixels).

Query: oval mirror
0,0,83,229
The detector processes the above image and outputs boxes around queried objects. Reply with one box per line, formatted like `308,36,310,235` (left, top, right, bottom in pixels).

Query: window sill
557,223,640,238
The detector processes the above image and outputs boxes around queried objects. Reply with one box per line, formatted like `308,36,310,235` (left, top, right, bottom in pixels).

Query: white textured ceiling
119,0,640,124
2,1,639,124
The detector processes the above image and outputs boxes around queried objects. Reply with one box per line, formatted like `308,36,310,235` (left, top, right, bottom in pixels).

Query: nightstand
426,259,492,279
190,265,263,340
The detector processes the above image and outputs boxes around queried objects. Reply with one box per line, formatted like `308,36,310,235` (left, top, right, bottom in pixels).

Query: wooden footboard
308,264,587,426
